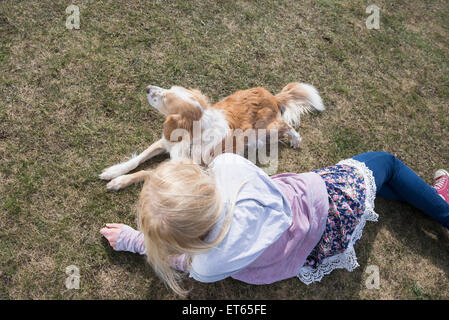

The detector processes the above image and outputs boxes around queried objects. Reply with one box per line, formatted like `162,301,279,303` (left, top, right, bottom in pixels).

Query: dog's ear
164,114,182,142
164,108,201,142
164,114,194,143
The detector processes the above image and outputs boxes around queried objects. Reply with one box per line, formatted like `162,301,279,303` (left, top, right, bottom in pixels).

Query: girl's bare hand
100,223,126,250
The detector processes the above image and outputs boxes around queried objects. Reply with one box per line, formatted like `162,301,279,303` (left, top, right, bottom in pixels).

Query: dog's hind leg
106,170,151,191
267,118,301,149
99,139,166,180
285,127,302,149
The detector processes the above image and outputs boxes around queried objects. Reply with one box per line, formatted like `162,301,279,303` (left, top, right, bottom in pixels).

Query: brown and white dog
100,83,325,190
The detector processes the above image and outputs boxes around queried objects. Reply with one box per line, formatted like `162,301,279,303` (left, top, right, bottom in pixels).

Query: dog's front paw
99,163,129,180
106,176,127,191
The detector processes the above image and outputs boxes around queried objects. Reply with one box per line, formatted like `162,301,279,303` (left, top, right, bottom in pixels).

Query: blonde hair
137,159,233,297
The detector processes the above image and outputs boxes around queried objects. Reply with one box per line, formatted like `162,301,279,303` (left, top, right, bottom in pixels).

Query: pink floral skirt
304,164,369,268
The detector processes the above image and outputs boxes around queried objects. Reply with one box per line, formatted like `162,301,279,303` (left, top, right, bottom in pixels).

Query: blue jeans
352,151,449,229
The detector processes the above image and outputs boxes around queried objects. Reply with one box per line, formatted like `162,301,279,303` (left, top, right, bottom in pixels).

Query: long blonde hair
137,159,233,297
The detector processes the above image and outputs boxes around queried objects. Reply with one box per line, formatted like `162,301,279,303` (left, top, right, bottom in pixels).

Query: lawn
0,0,448,299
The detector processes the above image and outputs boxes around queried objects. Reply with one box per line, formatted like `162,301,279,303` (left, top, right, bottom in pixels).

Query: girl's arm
100,224,188,272
115,225,146,255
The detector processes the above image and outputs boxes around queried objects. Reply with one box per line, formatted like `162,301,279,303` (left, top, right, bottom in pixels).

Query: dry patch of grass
1,0,448,299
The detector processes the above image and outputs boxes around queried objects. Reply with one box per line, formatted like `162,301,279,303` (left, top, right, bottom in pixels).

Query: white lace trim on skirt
297,159,379,285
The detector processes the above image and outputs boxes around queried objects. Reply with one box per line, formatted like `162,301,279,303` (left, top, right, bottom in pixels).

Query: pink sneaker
433,169,449,203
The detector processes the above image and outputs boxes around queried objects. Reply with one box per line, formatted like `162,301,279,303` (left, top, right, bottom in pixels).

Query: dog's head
146,85,209,115
146,85,210,142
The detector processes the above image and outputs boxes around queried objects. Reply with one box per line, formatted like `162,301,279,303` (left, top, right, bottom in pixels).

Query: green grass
0,0,448,299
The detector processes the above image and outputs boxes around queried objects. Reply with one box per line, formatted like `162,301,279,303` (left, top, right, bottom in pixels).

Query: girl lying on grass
100,151,449,297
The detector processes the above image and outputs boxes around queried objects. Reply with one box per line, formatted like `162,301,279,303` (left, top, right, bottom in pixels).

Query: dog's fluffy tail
275,82,325,127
